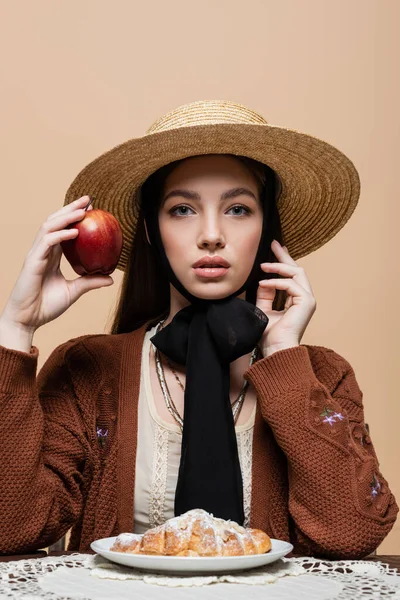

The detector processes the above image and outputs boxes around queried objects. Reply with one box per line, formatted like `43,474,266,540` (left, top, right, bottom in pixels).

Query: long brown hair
108,154,287,334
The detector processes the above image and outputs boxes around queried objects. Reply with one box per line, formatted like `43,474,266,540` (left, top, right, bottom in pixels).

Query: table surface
0,551,399,572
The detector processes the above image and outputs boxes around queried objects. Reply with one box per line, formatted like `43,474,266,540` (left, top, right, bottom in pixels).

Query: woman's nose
197,216,226,248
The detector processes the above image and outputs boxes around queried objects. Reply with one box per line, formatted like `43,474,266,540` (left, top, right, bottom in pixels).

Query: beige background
0,0,399,554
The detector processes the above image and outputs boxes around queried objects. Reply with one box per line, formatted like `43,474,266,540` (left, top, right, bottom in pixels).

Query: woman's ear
144,219,151,245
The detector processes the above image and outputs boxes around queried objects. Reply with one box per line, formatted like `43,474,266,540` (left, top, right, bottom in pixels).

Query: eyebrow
162,187,258,204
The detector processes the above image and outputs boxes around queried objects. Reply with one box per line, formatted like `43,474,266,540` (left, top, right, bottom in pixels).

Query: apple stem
85,197,94,211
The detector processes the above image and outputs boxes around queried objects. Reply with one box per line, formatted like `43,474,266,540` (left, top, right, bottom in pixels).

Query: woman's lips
193,267,230,278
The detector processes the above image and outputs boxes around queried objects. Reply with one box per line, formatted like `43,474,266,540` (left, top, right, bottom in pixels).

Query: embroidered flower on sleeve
322,415,336,426
333,412,345,421
96,426,108,448
320,406,345,426
370,474,381,500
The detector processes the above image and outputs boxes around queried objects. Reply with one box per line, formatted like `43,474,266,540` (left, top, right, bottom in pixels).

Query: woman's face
157,154,264,300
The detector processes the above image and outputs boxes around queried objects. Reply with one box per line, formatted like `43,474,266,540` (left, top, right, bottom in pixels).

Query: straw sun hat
63,99,360,271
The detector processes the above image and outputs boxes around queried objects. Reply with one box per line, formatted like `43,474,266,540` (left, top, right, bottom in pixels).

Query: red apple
61,199,123,275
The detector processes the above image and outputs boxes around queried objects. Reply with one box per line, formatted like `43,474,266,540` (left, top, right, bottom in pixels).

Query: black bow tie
150,296,268,523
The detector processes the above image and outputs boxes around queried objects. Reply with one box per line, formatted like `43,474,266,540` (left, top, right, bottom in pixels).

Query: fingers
45,196,93,231
256,278,277,313
31,196,92,251
34,228,80,262
259,277,316,306
260,262,313,294
47,195,91,221
271,240,298,265
67,274,114,304
42,208,87,234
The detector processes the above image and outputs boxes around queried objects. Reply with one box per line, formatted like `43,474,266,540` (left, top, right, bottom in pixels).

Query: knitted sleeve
0,339,92,554
244,344,399,559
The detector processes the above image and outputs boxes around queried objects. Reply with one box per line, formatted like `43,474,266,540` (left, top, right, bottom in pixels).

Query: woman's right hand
0,195,114,334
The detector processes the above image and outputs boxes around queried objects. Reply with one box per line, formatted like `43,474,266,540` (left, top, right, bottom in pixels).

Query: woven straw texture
63,100,360,271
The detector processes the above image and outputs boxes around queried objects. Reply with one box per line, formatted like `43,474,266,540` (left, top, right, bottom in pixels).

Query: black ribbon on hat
140,165,279,524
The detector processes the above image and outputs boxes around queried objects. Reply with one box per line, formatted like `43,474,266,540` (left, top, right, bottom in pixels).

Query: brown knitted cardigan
0,320,397,558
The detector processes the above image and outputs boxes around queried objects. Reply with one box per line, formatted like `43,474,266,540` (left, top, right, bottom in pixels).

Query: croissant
110,508,272,556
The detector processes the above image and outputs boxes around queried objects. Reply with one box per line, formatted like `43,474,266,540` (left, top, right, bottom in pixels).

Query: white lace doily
0,553,399,599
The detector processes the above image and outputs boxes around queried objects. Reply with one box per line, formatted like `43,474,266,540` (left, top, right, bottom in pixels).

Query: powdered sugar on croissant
110,508,272,556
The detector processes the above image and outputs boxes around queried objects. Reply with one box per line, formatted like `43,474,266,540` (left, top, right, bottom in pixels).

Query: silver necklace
152,318,259,432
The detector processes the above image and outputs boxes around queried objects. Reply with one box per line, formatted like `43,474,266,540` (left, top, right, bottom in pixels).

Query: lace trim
148,423,254,528
2,553,399,597
148,424,169,528
237,428,253,527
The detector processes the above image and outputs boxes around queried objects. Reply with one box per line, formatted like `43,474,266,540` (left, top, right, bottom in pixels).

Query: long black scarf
141,166,278,524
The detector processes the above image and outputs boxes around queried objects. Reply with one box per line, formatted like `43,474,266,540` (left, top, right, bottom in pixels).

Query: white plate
90,536,293,574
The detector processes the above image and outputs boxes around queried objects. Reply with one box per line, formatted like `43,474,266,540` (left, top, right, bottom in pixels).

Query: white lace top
133,324,256,534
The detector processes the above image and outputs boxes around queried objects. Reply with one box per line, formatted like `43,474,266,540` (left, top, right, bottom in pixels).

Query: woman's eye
169,205,251,217
227,205,251,216
169,205,194,216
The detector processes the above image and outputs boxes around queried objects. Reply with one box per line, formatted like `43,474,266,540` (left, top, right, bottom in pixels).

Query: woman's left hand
256,239,317,357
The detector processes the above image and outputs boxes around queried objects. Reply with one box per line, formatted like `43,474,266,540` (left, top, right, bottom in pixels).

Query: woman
0,100,397,559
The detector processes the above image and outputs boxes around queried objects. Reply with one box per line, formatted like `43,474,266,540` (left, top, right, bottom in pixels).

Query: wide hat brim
63,121,360,271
